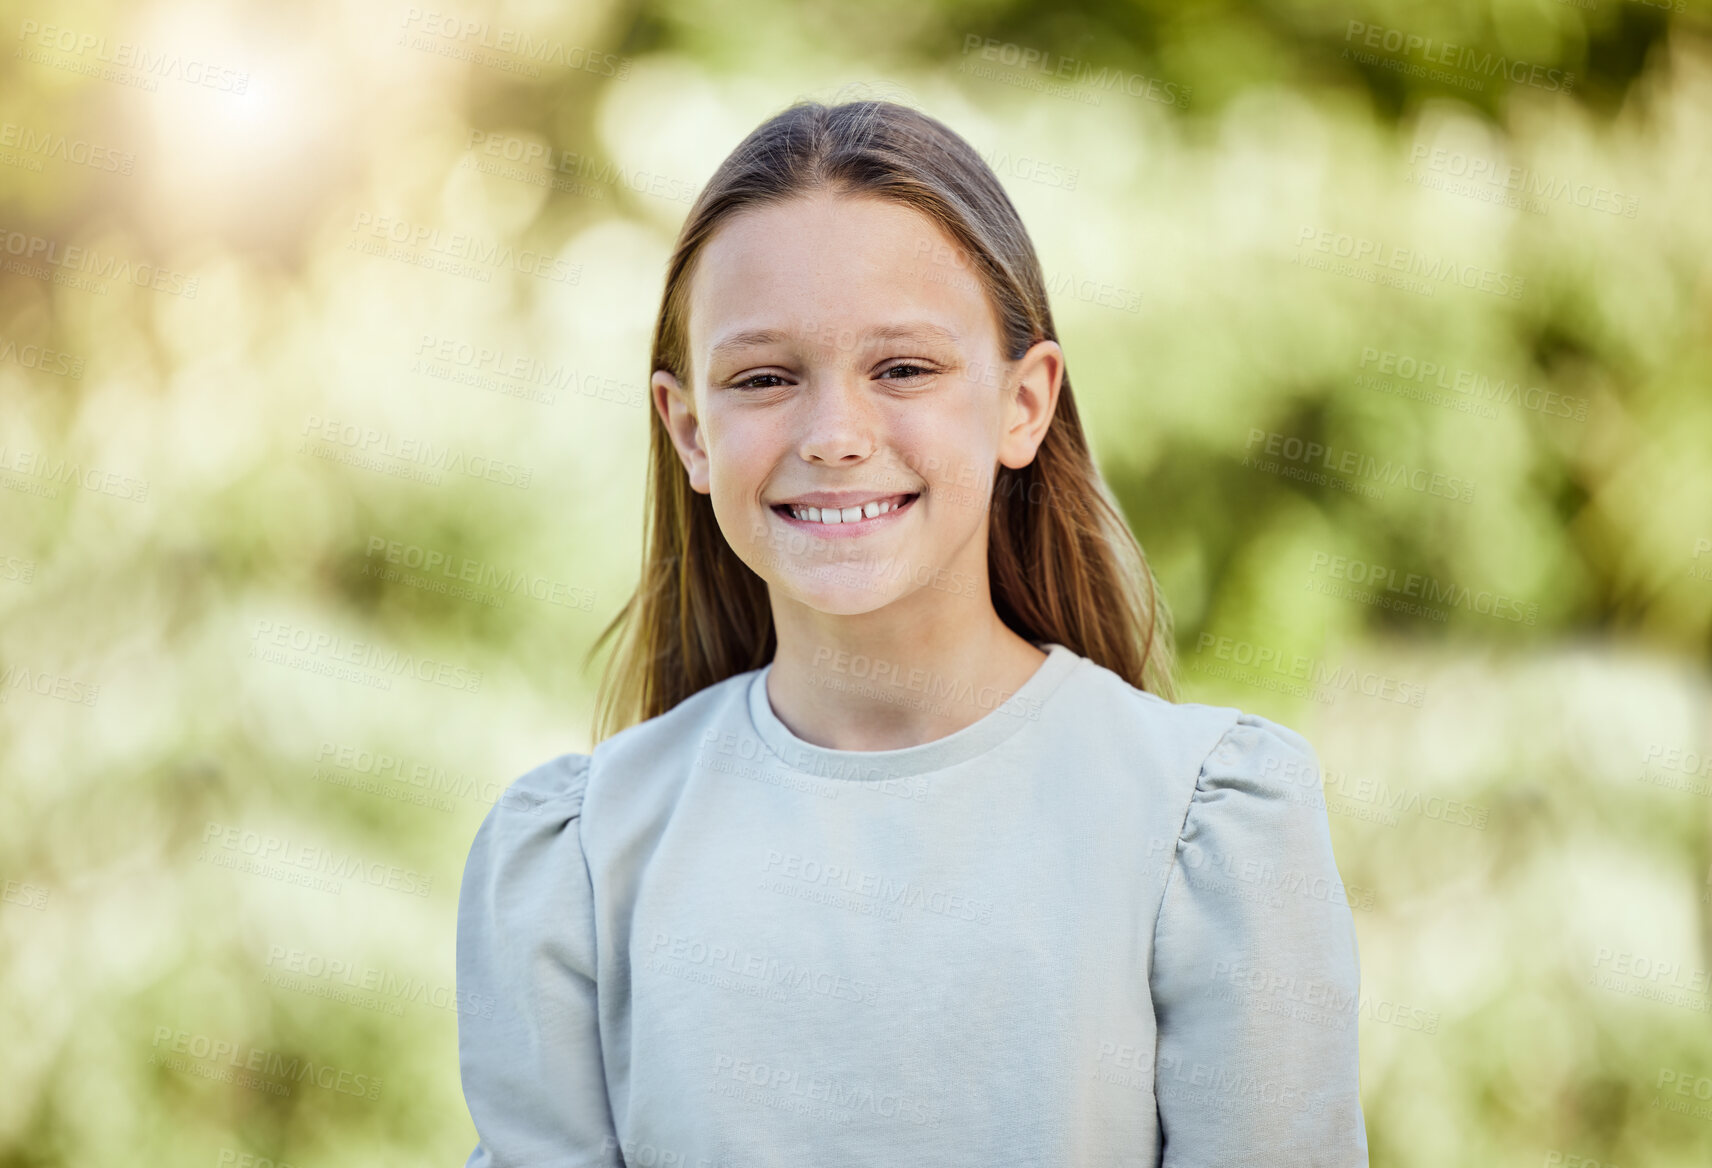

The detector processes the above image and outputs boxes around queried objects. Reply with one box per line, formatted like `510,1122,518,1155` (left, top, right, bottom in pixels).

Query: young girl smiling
457,100,1368,1167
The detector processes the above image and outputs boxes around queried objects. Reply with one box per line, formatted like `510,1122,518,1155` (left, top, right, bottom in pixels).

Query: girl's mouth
770,492,920,537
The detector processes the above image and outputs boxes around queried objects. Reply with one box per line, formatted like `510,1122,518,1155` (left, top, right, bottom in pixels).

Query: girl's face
653,190,1060,619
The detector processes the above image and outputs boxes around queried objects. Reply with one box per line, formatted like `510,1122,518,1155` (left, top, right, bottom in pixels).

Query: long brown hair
585,98,1178,743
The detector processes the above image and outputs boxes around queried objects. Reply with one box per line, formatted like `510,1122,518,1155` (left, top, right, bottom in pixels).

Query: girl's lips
770,493,919,538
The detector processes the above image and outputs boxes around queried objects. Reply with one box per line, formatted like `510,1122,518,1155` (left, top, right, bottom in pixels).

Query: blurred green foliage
0,0,1709,1164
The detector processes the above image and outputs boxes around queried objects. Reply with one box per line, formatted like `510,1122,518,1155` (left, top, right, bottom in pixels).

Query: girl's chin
772,570,911,612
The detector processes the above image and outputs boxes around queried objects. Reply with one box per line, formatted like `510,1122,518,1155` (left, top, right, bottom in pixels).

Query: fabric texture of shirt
456,641,1369,1167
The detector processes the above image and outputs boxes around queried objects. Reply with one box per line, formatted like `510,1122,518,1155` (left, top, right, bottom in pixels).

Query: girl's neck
762,618,1049,752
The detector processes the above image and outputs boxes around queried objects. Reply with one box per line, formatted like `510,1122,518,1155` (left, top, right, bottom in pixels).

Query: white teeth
785,496,907,523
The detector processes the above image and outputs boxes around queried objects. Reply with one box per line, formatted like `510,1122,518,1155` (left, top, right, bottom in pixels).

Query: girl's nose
797,375,879,464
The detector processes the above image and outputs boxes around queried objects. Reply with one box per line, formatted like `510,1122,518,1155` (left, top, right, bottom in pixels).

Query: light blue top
456,642,1369,1166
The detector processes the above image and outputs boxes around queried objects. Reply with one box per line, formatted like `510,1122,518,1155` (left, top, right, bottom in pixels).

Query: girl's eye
880,363,936,382
730,365,936,390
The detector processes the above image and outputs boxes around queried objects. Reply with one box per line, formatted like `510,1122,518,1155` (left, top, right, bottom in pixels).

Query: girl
456,100,1368,1167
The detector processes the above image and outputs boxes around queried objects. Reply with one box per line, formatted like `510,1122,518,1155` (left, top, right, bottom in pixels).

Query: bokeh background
2,0,1710,1163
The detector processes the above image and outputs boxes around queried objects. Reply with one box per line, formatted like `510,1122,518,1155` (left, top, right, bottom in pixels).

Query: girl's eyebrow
708,321,962,363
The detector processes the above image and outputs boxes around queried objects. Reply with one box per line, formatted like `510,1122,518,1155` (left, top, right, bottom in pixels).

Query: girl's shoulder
1176,703,1322,789
460,752,593,895
1139,701,1346,907
1060,656,1335,878
457,752,597,959
493,751,592,819
585,663,764,798
1064,651,1323,801
1175,707,1330,849
475,665,764,852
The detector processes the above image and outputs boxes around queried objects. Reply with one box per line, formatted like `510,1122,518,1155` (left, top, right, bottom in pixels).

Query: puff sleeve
1150,713,1369,1167
456,753,620,1168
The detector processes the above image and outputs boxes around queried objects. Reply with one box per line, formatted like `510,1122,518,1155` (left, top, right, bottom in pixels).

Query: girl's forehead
688,196,993,355
703,192,966,274
705,320,967,363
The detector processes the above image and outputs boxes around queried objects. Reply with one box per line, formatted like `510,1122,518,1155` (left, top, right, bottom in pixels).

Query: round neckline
746,642,1080,781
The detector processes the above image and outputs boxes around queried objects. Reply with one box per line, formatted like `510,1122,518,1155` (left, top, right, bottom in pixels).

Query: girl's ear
653,369,711,495
997,339,1064,471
